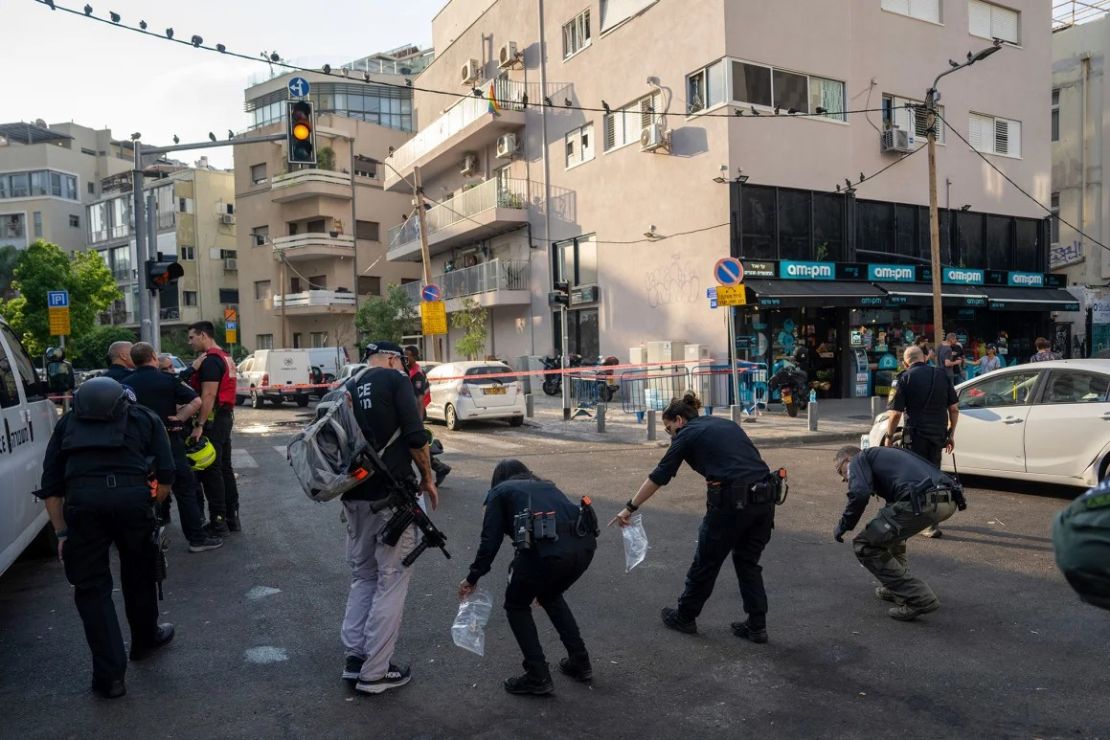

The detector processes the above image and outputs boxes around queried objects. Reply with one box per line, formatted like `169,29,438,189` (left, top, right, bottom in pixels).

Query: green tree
355,284,416,344
69,324,137,369
451,297,489,360
0,240,121,355
0,245,19,300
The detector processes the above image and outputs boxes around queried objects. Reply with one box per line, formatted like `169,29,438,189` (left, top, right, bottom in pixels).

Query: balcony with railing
383,78,533,191
272,233,355,262
400,258,530,311
272,290,356,315
387,177,530,262
270,169,352,203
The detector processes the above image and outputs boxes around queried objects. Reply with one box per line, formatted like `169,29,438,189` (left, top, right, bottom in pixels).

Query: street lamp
924,40,1003,349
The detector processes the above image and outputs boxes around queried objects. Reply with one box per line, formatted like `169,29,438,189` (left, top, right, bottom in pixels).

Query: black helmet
73,377,131,421
45,346,65,363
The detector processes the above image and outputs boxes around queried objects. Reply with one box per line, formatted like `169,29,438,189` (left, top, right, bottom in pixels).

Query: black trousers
907,433,943,468
504,547,594,668
63,489,159,684
677,502,775,628
169,434,206,543
196,408,239,520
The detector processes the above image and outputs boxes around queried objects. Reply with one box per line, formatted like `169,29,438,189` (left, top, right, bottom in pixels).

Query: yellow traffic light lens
293,123,311,141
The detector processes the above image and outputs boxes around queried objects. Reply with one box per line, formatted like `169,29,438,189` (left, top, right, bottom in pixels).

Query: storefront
735,260,1079,399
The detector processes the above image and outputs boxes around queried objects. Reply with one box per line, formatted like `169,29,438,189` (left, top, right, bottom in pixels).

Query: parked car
164,354,188,375
331,363,368,389
866,359,1110,488
235,349,312,408
0,317,67,576
425,361,526,431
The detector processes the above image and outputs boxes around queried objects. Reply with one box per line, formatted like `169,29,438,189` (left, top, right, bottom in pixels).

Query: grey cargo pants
853,498,957,607
340,500,417,682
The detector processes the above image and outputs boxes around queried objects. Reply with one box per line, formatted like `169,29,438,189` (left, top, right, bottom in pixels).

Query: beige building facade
385,0,1055,380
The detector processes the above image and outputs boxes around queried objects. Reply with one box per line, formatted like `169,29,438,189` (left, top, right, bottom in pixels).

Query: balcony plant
316,146,336,171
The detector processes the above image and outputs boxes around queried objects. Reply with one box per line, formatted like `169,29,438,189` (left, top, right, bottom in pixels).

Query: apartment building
88,164,240,334
385,0,1059,396
1052,11,1110,356
234,51,425,357
0,120,132,253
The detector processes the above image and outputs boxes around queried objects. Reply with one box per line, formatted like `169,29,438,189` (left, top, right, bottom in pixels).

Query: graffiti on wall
644,255,701,308
1050,240,1084,269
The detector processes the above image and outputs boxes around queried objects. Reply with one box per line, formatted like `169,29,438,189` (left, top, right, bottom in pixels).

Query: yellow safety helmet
184,436,217,471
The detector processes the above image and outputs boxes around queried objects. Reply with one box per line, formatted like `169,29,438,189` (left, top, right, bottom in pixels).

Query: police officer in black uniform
832,444,966,621
611,391,780,642
459,459,597,696
104,340,134,382
124,342,222,553
37,377,177,699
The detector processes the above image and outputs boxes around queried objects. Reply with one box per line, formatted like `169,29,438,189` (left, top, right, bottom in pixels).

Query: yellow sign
48,307,71,336
226,328,238,344
421,300,448,336
715,285,747,306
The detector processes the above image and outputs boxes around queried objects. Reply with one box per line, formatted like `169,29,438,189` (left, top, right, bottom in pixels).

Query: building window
728,60,846,120
355,220,380,241
219,289,239,304
555,234,598,286
254,280,271,301
181,246,195,260
32,211,43,238
309,275,327,289
562,9,591,59
968,1,1019,44
69,214,80,228
292,333,303,349
310,332,328,348
220,249,237,259
565,123,595,168
686,60,727,114
882,94,943,142
358,275,381,295
599,0,656,32
250,163,268,185
603,93,660,151
1050,192,1060,244
1,214,26,241
880,0,941,24
251,225,269,246
178,197,194,214
969,112,1021,157
1051,89,1060,142
183,291,198,307
353,161,377,178
88,182,95,195
256,334,274,350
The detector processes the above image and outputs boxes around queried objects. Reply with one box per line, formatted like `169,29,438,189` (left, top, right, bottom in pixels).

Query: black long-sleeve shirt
838,446,958,532
649,415,770,487
466,478,591,585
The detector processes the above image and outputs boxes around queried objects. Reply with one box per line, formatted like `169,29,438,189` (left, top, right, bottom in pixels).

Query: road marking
244,646,288,664
246,586,282,601
230,449,258,468
443,435,523,452
273,445,288,457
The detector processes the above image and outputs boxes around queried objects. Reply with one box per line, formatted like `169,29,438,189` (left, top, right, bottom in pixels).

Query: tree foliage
68,324,137,369
0,240,121,355
0,245,19,300
451,297,489,361
355,284,416,345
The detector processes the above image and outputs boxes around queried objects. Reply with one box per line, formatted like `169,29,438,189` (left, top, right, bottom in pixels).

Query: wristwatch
55,528,68,540
625,499,639,513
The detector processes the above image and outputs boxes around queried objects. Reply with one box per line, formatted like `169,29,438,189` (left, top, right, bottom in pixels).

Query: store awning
744,279,887,308
875,282,988,307
982,286,1081,311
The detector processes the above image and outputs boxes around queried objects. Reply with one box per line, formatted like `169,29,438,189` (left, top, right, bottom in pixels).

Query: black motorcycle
768,360,809,417
541,353,587,396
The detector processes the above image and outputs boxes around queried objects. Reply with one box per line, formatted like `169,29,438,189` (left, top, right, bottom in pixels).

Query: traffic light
146,256,184,291
549,280,570,307
287,100,316,165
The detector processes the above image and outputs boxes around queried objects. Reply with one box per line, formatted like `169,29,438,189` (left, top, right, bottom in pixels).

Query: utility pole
925,41,1003,350
413,165,439,361
147,191,161,352
280,255,288,348
133,142,151,344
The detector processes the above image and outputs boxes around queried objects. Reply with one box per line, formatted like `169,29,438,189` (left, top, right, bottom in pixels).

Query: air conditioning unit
224,258,238,271
460,58,481,85
880,127,915,154
460,153,479,176
496,133,518,159
220,213,236,225
640,122,669,152
498,42,519,69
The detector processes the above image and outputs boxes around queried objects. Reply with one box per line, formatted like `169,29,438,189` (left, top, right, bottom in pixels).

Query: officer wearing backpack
339,341,438,695
37,377,177,699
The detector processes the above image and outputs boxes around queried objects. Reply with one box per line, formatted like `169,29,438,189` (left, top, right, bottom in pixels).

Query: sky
4,0,445,168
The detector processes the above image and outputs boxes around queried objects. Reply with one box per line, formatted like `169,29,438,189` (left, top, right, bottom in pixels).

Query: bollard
808,400,819,431
646,409,657,441
525,393,534,418
596,403,607,433
870,395,885,420
730,404,744,425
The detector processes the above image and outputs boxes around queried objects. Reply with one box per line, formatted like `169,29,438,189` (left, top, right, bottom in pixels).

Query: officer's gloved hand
833,523,847,543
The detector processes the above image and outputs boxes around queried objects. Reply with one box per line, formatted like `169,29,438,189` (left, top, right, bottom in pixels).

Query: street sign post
714,257,745,286
712,259,745,409
288,77,310,98
225,320,238,345
421,301,448,336
47,290,70,337
421,284,442,303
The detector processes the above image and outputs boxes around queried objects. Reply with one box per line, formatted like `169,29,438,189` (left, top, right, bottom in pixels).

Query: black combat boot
504,661,554,696
558,653,593,682
660,607,697,634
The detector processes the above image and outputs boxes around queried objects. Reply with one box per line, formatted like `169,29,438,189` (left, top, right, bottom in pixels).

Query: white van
236,349,313,408
0,318,61,577
307,347,349,382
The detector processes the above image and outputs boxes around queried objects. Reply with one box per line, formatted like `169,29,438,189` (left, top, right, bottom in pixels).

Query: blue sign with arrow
288,77,311,98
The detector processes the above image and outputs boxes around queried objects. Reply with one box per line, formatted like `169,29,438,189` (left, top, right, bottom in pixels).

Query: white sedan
866,359,1110,488
426,361,526,431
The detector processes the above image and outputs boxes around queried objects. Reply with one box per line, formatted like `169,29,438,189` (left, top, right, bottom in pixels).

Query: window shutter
968,113,991,151
881,0,911,14
909,0,939,22
968,0,991,37
640,94,656,128
1005,118,1021,157
991,5,1019,44
994,118,1009,155
604,113,616,150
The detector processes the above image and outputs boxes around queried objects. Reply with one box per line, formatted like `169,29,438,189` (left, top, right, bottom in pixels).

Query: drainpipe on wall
537,0,552,352
1080,53,1090,272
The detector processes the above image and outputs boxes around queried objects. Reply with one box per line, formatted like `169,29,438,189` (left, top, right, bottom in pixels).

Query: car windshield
463,365,516,385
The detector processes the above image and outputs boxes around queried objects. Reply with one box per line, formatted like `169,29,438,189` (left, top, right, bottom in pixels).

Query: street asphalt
1,404,1106,739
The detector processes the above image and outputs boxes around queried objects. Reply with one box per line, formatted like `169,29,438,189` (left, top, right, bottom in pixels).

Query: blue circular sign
288,77,311,98
714,257,744,286
421,284,442,302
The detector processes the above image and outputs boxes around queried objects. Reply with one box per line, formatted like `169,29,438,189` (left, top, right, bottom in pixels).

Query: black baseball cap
365,340,407,367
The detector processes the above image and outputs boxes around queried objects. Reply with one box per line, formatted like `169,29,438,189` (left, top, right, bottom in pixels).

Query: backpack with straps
287,368,399,502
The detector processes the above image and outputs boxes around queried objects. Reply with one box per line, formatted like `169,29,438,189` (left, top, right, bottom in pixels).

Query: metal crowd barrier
687,362,768,417
619,368,692,422
569,373,603,417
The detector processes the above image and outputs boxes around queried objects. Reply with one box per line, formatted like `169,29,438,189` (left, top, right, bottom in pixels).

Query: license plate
484,386,506,395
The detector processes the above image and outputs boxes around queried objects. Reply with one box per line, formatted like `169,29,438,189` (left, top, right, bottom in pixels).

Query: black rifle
153,515,168,600
356,444,450,568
